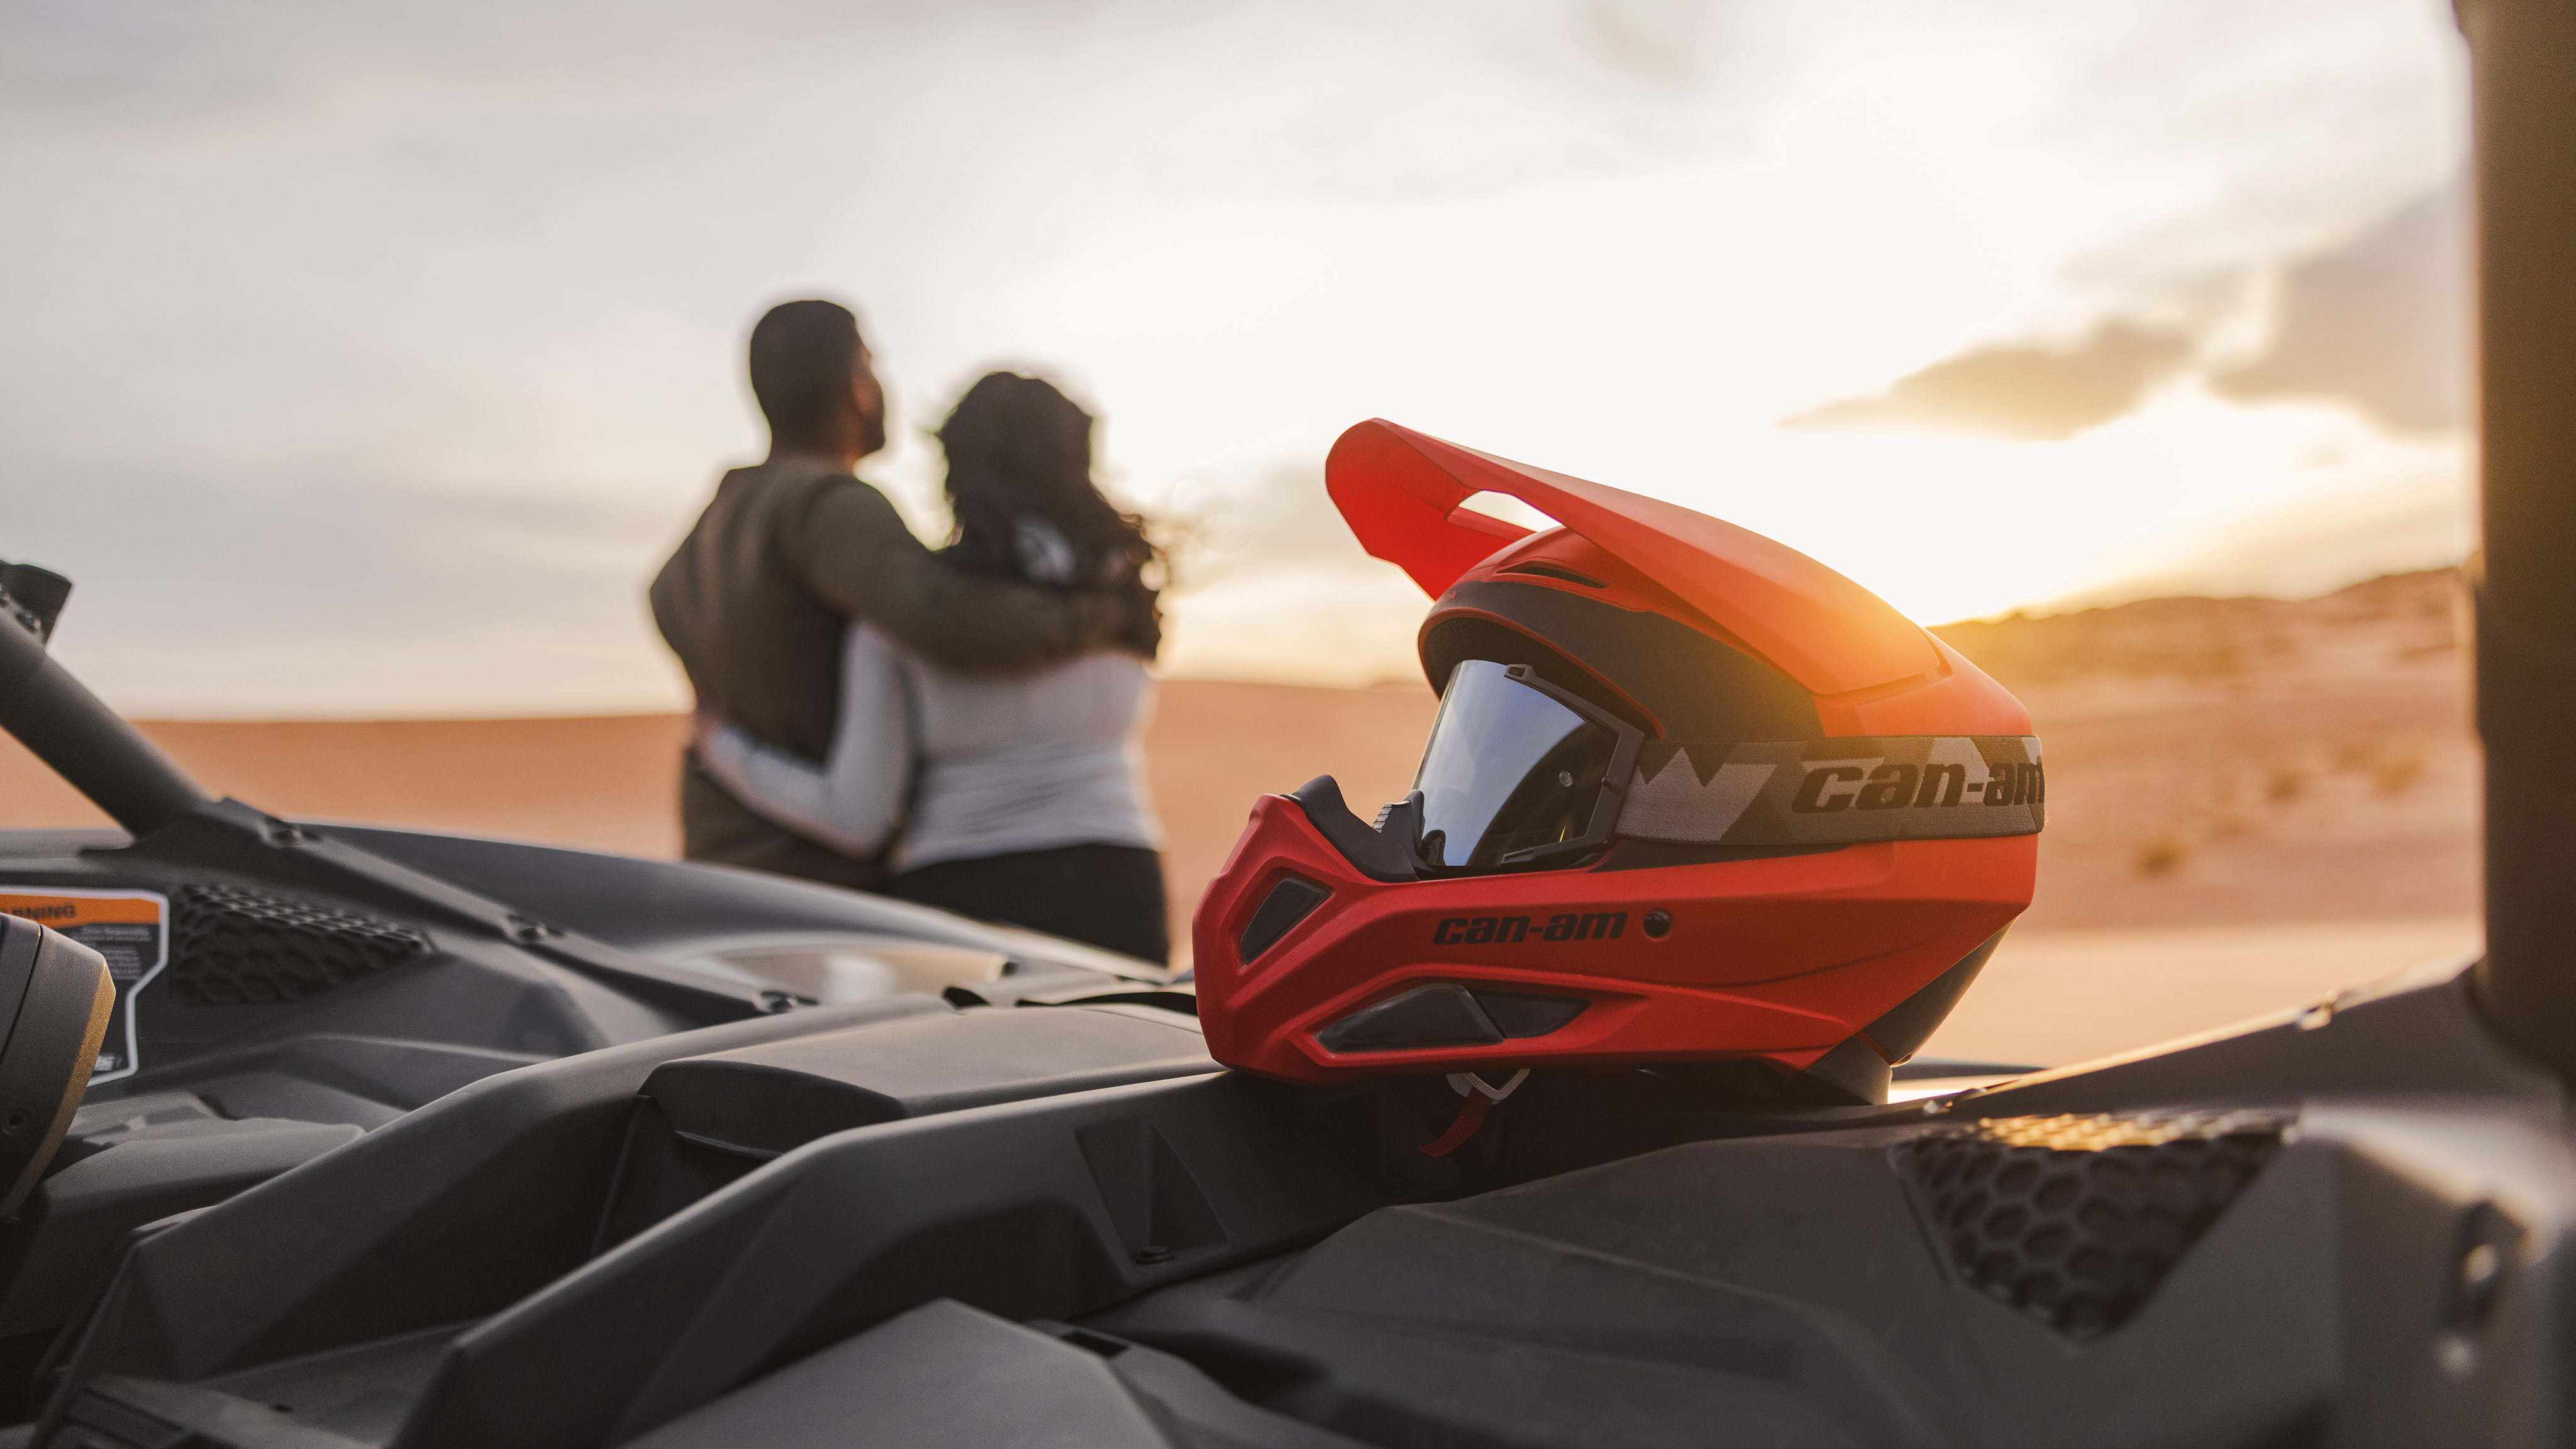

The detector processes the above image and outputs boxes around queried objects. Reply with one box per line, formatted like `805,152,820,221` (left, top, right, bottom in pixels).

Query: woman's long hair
937,371,1161,658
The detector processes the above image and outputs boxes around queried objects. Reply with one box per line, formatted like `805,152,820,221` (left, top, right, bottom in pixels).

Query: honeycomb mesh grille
167,884,434,1006
1901,1110,2287,1339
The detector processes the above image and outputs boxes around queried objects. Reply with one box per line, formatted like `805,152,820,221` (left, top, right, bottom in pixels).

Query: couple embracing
651,301,1168,962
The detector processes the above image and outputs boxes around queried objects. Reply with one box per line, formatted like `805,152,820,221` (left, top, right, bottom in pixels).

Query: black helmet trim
1424,581,1822,740
1618,736,2045,845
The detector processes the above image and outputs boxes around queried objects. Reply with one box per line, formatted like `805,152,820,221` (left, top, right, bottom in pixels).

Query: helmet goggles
1410,661,1642,873
1385,657,2045,880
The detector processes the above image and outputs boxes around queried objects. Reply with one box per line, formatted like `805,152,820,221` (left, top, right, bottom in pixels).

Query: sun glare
4,0,2472,712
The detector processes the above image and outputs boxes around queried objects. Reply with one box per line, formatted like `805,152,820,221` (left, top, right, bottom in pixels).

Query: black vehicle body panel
0,810,1170,1425
8,924,2567,1447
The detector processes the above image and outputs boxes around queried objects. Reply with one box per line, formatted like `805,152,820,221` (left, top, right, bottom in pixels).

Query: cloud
2212,177,2470,431
1783,169,2470,443
1782,322,2194,441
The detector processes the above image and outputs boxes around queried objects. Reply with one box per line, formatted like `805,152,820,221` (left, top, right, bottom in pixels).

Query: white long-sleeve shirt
697,619,1161,874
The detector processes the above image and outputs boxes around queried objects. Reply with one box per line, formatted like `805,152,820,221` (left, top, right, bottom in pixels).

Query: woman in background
694,371,1170,960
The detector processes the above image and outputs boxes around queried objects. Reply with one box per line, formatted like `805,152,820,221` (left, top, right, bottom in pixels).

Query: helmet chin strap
1418,1069,1531,1158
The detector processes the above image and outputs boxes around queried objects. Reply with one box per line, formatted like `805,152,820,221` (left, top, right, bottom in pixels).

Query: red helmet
1192,420,2041,1104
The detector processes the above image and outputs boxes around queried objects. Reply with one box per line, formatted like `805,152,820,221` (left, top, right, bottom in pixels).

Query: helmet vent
1236,877,1330,963
1316,982,1587,1053
1501,562,1606,589
1901,1110,2288,1340
1471,991,1587,1038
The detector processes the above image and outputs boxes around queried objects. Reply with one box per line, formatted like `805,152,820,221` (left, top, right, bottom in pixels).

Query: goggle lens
1412,660,1621,870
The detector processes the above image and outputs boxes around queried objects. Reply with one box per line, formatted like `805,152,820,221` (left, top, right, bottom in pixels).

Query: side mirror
0,914,115,1214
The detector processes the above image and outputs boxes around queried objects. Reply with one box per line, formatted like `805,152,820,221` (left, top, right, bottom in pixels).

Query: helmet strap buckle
1447,1068,1530,1102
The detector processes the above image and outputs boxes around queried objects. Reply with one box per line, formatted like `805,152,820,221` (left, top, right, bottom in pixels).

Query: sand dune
1953,572,2476,933
0,684,1439,912
0,714,694,858
0,571,2480,1065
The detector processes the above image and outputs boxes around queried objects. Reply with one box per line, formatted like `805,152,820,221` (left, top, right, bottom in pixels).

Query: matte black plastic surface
2468,0,2576,1084
640,1005,1215,1155
1469,989,1587,1038
0,565,69,645
624,1299,1363,1449
42,997,947,1401
1236,877,1330,963
0,613,208,837
129,802,772,1028
1867,928,2005,1062
1421,579,1823,739
1091,1052,2569,1446
20,964,2576,1449
0,1097,358,1338
397,1070,1379,1448
314,824,1170,983
1315,982,1502,1053
0,809,1175,1398
1282,777,1417,882
596,1004,1221,1248
59,1375,367,1448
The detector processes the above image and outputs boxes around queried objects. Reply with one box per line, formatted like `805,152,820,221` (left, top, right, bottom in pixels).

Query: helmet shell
1192,421,2037,1101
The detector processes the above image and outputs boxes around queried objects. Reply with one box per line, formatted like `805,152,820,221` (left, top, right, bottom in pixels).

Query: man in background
651,299,1133,889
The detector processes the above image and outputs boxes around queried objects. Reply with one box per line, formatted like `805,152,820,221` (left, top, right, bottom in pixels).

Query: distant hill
1941,569,2477,935
0,571,2476,953
1933,569,2461,686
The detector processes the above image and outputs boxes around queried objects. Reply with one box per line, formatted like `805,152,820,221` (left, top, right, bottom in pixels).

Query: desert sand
0,570,2479,1068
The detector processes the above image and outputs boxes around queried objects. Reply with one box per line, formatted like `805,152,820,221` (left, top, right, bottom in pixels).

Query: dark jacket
650,455,1124,885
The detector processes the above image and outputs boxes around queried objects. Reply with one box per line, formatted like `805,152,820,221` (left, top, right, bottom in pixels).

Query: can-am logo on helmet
1789,760,2044,813
1618,735,2045,847
1431,912,1626,945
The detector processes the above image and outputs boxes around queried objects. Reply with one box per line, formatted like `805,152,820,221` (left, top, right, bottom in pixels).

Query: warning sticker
0,888,167,1083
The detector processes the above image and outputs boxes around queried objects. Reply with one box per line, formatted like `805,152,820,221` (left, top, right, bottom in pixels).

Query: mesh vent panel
1902,1110,2287,1339
167,884,434,1006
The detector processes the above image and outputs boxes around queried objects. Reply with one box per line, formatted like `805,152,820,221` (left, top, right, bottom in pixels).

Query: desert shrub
2265,767,2307,804
2136,835,2191,877
2373,749,2426,796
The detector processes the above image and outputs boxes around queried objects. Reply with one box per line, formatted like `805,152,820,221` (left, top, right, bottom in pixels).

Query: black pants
882,843,1169,964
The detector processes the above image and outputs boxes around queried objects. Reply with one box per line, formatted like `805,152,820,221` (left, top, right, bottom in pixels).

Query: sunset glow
2,0,2472,712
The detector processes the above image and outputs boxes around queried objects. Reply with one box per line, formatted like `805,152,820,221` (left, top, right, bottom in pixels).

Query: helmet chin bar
1282,776,1421,881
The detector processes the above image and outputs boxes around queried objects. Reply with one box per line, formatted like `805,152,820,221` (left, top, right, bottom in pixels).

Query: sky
1,0,2472,716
